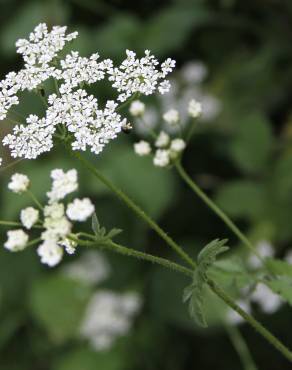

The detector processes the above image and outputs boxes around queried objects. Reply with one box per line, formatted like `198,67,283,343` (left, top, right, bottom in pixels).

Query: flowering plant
1,23,292,368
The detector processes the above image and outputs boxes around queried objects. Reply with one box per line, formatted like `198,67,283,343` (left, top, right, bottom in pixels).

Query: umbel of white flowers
4,168,95,267
0,23,176,165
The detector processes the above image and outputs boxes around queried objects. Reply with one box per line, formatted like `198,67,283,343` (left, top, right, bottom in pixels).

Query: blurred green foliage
1,0,292,369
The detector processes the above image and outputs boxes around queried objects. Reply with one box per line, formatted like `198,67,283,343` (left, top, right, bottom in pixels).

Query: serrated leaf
106,228,123,239
265,258,292,277
188,270,207,327
91,213,100,236
198,239,229,269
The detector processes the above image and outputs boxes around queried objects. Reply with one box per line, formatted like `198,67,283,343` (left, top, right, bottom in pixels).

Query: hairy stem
174,161,262,260
225,324,258,370
73,151,196,268
73,235,292,362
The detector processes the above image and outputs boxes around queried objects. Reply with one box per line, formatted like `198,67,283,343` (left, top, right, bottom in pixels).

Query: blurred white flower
80,290,141,351
63,251,111,285
8,173,30,193
20,207,39,229
66,198,95,222
181,61,207,84
163,109,179,125
170,138,186,153
251,283,282,314
134,140,151,156
129,100,145,117
155,131,170,148
37,239,64,267
153,149,170,167
47,169,78,203
248,240,274,269
4,229,29,252
226,299,251,325
188,99,202,118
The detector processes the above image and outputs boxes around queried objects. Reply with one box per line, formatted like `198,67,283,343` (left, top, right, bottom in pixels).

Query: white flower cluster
0,24,175,165
4,168,95,267
134,130,186,168
80,290,141,350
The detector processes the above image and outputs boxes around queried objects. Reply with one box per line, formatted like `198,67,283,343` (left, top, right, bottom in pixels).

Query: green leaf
266,278,292,305
91,213,100,236
183,239,229,327
229,112,273,174
266,258,292,278
30,275,92,343
197,239,229,272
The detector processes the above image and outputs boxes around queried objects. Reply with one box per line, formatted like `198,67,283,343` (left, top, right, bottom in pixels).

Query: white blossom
59,238,77,255
129,100,145,117
20,207,39,229
66,198,95,222
134,140,151,156
188,99,202,118
163,109,179,125
37,239,64,267
170,138,186,153
4,229,29,252
153,149,170,167
80,290,141,351
63,251,111,284
248,240,274,269
155,131,170,148
251,283,282,314
47,169,78,203
107,50,175,102
226,300,251,325
8,173,30,193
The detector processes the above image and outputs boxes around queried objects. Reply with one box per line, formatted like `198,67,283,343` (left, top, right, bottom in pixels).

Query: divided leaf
183,239,229,327
91,213,122,243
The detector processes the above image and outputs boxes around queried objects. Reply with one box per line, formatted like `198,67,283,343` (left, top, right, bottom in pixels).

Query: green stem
73,151,195,268
174,161,262,260
208,278,292,362
73,235,292,362
226,324,258,370
26,190,44,210
0,220,22,227
26,237,42,247
0,159,24,173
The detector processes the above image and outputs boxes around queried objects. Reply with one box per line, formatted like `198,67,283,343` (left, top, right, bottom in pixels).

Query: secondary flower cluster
131,98,202,167
4,168,95,267
0,23,175,165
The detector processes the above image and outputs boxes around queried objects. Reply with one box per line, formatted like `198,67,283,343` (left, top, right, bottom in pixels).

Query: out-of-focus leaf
92,142,177,218
54,346,128,370
266,258,292,278
267,277,292,306
30,275,92,343
141,5,211,55
229,113,273,173
215,180,265,220
1,2,69,55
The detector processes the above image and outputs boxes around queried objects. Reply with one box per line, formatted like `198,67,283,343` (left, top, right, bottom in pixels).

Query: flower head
4,229,29,252
8,173,30,193
134,140,151,156
129,100,145,117
188,99,202,118
66,198,95,222
20,207,39,229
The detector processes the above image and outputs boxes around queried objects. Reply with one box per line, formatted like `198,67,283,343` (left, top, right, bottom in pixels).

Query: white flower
248,240,274,269
80,290,141,351
226,300,250,325
188,99,202,118
153,149,170,167
59,238,77,255
47,169,78,202
181,61,207,84
170,138,186,153
37,239,64,267
134,140,151,156
63,251,110,284
251,283,282,314
42,215,72,240
155,131,170,148
129,100,145,116
4,229,29,252
44,202,65,219
163,109,179,125
20,207,39,229
8,173,30,193
107,50,175,102
66,198,95,222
